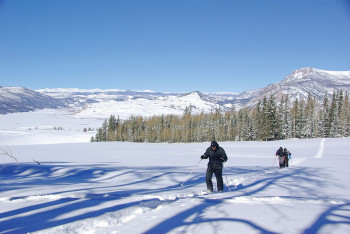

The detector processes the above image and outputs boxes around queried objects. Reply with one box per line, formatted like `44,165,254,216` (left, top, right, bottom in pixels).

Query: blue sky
0,0,349,93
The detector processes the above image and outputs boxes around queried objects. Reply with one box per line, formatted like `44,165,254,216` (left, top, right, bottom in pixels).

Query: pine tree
229,108,238,141
336,90,346,137
281,95,291,139
253,100,262,140
324,93,331,137
296,100,306,138
304,92,316,138
258,97,269,140
108,115,118,141
341,92,350,137
329,92,339,137
267,94,278,140
290,99,299,138
101,119,108,141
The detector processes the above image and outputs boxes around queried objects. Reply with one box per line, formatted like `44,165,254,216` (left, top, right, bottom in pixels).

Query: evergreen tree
108,115,118,141
340,92,350,137
329,92,339,137
101,119,108,141
281,95,291,139
253,100,263,140
290,99,299,138
267,94,278,140
304,93,316,138
296,100,306,138
322,93,330,137
259,97,270,140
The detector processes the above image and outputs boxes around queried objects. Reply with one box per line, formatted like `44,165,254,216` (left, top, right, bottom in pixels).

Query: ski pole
272,156,277,167
181,158,202,187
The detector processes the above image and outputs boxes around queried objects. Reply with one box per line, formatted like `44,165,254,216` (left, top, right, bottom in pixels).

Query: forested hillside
93,90,349,143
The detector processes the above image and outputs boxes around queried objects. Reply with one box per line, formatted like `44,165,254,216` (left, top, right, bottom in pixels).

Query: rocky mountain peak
282,67,316,83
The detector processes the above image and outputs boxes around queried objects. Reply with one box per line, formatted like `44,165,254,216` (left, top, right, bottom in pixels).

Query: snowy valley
1,67,350,233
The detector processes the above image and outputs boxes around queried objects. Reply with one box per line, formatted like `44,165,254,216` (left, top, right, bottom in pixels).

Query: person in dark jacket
276,147,285,168
283,148,291,167
201,141,228,192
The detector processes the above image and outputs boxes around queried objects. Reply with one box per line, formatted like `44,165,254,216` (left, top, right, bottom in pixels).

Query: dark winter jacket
203,146,228,167
276,148,284,157
283,150,291,158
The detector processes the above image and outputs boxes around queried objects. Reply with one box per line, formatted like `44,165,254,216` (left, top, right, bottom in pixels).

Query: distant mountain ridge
231,67,350,109
0,86,65,114
37,89,236,119
1,67,349,116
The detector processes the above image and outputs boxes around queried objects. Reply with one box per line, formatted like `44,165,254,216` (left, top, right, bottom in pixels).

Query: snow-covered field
0,109,102,145
1,109,350,233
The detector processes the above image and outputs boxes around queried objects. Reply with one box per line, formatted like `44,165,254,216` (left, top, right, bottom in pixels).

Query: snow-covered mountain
232,67,350,109
36,88,173,105
37,89,236,119
0,86,237,117
0,86,65,114
1,67,349,117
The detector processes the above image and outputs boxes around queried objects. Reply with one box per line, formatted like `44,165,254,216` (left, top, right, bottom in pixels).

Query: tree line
92,90,349,143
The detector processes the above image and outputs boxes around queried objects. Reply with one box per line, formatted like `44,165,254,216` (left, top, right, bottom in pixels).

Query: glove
201,155,206,159
221,158,226,162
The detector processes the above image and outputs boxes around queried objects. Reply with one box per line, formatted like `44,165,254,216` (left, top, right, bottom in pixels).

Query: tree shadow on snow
0,196,169,233
303,202,350,234
145,166,348,233
0,163,198,233
0,163,347,233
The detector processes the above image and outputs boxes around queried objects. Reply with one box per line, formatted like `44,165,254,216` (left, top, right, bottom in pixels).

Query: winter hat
211,141,218,147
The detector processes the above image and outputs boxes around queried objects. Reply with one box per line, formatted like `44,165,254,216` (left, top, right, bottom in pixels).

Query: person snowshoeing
201,141,228,192
283,148,291,167
276,147,285,168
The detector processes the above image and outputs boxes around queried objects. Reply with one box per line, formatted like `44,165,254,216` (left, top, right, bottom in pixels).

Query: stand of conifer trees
92,90,349,143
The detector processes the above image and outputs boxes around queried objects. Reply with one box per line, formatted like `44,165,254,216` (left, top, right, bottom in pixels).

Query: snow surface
0,109,101,145
315,68,350,79
1,110,350,234
74,92,221,119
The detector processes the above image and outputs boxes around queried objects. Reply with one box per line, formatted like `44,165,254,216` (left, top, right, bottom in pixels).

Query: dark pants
284,156,289,167
206,163,224,192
